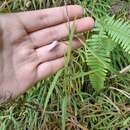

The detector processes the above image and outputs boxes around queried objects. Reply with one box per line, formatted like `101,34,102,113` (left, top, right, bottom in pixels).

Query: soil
110,0,130,19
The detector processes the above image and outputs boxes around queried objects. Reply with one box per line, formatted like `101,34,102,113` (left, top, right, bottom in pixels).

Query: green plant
86,16,130,92
1,0,130,130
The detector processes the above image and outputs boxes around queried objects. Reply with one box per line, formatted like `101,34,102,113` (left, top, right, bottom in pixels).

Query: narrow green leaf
43,70,63,111
61,96,68,130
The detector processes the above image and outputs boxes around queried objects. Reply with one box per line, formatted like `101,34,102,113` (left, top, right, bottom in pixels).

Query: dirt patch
110,0,130,19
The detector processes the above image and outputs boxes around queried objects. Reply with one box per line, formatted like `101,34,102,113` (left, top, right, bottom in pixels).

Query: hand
0,5,94,102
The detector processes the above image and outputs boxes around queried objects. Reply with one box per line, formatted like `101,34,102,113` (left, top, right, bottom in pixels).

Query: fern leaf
105,16,130,53
86,31,114,92
86,16,130,92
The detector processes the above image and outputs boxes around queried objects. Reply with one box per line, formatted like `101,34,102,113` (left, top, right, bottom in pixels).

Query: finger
30,17,94,47
16,5,83,32
36,36,84,63
37,57,64,81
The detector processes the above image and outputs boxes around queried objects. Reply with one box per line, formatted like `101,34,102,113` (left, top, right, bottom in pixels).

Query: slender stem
120,65,130,74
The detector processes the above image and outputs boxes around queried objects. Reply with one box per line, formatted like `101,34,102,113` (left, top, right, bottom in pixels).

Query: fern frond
86,16,130,92
104,16,130,53
86,30,114,92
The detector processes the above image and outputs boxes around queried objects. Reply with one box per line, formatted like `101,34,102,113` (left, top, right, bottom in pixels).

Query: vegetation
0,0,130,130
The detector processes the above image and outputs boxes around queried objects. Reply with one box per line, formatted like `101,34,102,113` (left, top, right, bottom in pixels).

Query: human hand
0,5,94,102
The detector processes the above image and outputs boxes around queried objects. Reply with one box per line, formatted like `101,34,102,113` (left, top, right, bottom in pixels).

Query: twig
119,65,130,74
110,64,130,79
68,117,89,130
64,0,71,33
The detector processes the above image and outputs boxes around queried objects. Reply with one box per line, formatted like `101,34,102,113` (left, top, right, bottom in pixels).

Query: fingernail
82,7,86,16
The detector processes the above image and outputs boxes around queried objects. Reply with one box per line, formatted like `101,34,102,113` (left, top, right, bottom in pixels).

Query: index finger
16,5,84,32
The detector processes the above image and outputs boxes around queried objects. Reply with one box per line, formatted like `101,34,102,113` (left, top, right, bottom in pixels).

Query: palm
0,14,38,98
0,5,94,101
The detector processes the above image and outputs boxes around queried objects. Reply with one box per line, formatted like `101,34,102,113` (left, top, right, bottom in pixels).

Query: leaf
61,96,68,130
105,16,130,53
43,70,63,111
86,31,115,92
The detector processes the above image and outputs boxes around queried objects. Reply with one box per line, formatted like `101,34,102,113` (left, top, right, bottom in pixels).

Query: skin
0,5,94,102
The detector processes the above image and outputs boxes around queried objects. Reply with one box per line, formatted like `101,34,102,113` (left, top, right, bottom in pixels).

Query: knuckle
29,34,37,46
36,50,43,63
47,27,58,40
38,13,50,27
16,44,32,58
48,27,55,36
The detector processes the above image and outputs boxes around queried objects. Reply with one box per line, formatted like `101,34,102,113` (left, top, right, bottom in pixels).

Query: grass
0,0,130,130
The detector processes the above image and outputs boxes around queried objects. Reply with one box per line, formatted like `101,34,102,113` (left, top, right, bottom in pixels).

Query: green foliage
86,33,112,91
1,0,130,130
86,16,130,91
61,96,68,130
105,16,130,53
